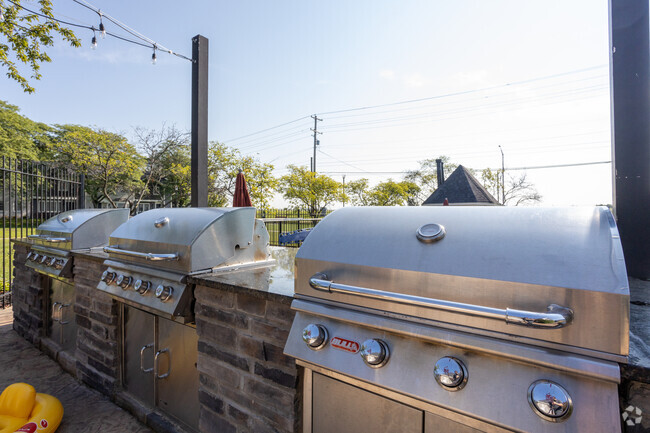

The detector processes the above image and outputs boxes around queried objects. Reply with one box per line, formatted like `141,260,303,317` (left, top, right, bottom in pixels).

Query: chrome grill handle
154,348,171,379
140,343,154,373
51,302,61,322
103,246,179,261
58,303,71,325
28,235,67,243
309,274,574,329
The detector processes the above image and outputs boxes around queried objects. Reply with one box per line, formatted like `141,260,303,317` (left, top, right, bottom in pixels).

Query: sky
1,0,613,207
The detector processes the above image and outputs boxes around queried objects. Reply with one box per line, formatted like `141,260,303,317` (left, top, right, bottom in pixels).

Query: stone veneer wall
12,243,46,345
72,256,120,397
194,285,300,433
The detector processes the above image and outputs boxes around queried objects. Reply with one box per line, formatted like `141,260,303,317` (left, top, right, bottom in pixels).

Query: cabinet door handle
154,348,171,379
140,343,154,373
58,303,71,325
52,302,61,322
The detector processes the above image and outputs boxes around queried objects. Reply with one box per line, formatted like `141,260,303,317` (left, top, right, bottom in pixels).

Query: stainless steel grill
284,206,629,433
25,208,129,278
95,207,272,432
96,207,272,321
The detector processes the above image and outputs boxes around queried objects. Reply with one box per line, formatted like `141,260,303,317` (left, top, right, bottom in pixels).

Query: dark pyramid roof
422,165,500,205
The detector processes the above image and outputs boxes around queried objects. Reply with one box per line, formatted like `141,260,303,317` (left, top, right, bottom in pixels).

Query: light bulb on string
91,32,97,50
98,17,106,39
151,45,157,65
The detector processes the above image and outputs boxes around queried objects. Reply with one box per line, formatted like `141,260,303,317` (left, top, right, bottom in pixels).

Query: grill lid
295,206,629,358
105,207,266,273
29,208,129,250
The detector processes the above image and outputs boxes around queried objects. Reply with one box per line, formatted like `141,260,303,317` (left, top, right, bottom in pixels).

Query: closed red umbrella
233,169,253,207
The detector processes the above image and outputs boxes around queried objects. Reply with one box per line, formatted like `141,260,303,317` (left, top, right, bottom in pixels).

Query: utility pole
311,115,322,173
191,35,209,207
498,145,505,205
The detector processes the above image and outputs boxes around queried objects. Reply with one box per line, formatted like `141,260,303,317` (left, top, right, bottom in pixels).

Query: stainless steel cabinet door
50,279,76,352
425,412,485,433
156,317,200,432
123,305,155,407
312,373,423,433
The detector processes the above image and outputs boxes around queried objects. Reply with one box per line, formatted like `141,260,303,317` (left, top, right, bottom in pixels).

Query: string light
151,45,157,65
91,30,97,49
98,13,105,39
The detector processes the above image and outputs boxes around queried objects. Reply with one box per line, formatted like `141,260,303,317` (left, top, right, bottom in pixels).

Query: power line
224,116,311,143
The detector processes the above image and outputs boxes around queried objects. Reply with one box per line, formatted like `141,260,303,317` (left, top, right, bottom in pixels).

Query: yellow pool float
0,383,63,433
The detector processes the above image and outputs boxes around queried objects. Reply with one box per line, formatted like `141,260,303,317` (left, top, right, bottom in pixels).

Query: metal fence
1,158,84,308
261,218,322,247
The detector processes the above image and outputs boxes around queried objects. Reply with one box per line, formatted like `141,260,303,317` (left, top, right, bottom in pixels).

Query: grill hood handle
309,274,574,329
28,234,67,243
104,245,179,261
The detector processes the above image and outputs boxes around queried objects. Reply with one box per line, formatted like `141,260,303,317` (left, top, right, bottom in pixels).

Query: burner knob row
100,271,173,302
27,252,65,269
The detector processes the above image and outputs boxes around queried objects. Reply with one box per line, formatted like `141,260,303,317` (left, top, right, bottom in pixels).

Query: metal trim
27,235,68,243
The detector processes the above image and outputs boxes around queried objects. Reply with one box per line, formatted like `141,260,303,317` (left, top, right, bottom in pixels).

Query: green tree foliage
404,156,458,204
208,142,278,208
0,0,80,93
0,100,52,158
155,142,191,208
50,125,144,209
344,178,419,206
280,165,342,217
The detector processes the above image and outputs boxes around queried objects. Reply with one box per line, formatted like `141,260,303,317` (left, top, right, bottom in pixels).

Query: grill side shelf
309,273,574,329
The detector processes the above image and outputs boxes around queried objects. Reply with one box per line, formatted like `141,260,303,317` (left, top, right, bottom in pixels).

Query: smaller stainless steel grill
26,208,130,278
96,207,272,322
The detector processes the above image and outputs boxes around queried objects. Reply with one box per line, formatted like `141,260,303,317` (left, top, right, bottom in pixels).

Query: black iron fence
1,158,84,308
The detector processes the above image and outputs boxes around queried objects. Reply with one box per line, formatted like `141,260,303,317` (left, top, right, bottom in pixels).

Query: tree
0,100,52,159
50,125,144,208
207,142,278,208
132,125,190,211
404,156,458,204
344,178,419,206
1,0,80,93
480,168,542,206
280,165,343,217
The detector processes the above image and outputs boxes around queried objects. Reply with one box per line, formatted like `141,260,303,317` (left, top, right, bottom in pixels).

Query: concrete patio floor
0,306,151,433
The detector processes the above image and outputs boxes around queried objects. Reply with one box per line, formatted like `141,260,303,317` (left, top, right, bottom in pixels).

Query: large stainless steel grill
96,207,272,321
26,208,129,278
284,206,629,433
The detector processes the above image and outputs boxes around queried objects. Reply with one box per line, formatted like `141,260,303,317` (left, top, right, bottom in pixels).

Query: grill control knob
134,280,151,295
528,380,572,422
47,257,57,267
31,253,39,262
54,259,65,270
39,255,49,264
26,252,33,260
101,270,116,284
116,275,133,290
155,285,173,302
302,324,329,350
360,339,390,368
434,357,468,391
